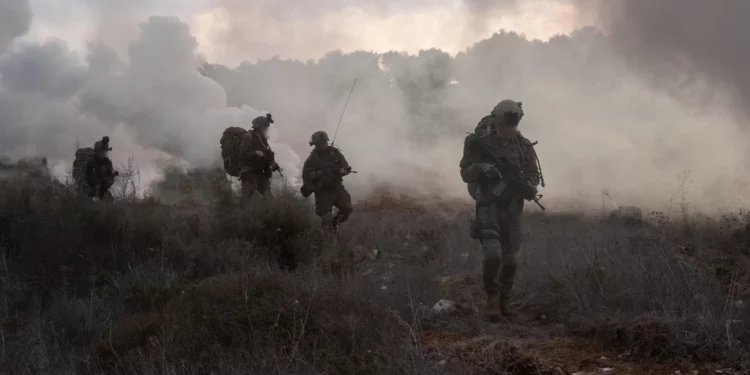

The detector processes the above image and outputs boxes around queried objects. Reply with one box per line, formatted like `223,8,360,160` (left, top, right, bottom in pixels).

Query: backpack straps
514,133,545,188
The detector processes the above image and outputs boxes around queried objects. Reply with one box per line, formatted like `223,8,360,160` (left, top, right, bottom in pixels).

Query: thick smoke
202,25,750,211
2,0,749,212
577,0,750,121
0,3,300,189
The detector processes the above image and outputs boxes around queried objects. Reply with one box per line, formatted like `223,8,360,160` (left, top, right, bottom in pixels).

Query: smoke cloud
1,0,748,212
577,0,750,121
0,4,299,188
203,26,750,211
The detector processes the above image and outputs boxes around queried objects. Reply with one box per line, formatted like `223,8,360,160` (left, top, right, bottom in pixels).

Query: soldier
459,99,542,320
238,114,280,206
85,137,118,200
301,131,353,231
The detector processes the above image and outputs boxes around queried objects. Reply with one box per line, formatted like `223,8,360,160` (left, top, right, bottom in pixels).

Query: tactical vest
464,132,534,201
307,147,343,189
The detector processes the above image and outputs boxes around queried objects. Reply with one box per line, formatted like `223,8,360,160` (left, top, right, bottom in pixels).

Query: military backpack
220,127,248,177
72,147,95,187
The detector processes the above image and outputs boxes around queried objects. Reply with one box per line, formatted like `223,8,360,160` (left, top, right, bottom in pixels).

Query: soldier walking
459,100,543,320
301,131,353,232
238,114,281,206
73,136,118,200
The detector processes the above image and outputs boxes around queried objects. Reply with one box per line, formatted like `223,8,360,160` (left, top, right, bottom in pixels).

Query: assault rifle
308,166,357,174
474,137,546,211
259,149,284,178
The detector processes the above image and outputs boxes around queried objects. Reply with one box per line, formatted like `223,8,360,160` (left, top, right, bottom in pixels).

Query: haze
1,0,749,212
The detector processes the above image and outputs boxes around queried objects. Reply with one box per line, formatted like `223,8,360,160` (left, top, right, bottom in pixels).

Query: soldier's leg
100,188,114,201
80,183,95,198
496,199,524,316
239,172,259,206
314,190,336,230
258,177,275,200
332,187,353,227
476,201,502,299
97,182,112,199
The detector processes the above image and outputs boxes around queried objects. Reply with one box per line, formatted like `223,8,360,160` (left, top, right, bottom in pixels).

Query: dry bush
149,165,234,206
515,211,749,362
354,185,471,215
92,270,419,375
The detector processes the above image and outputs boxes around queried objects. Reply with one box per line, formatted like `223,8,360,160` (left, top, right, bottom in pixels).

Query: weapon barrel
532,197,546,211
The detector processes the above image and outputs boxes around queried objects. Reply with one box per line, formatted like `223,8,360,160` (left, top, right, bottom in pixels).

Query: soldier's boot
261,187,276,200
331,216,341,231
321,214,335,231
321,214,338,241
499,298,517,318
482,255,503,322
498,251,518,318
484,293,502,322
333,209,351,228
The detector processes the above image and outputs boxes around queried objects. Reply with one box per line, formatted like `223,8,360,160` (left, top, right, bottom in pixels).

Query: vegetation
0,170,748,374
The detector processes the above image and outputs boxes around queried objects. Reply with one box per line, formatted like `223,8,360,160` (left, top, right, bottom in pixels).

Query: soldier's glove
476,163,501,180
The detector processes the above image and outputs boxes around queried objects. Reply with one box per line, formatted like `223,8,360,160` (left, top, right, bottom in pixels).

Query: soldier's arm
521,140,541,186
336,150,351,171
239,134,262,163
265,147,275,162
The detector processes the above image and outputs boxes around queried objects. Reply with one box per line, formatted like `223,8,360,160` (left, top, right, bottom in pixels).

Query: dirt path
420,276,730,375
421,314,727,374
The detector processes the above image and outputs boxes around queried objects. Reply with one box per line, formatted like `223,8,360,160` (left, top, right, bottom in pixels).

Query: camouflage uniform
238,115,278,206
459,100,542,320
302,131,353,231
86,137,118,200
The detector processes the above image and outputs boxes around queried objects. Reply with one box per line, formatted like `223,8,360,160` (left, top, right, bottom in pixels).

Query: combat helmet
251,113,274,129
94,136,112,152
309,131,330,146
491,100,524,126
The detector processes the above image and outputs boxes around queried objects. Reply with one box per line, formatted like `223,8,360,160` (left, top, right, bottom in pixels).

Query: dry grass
0,169,748,374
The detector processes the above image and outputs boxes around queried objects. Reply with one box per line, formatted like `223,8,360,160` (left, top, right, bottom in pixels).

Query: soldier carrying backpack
73,136,118,200
460,100,544,321
220,113,281,207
